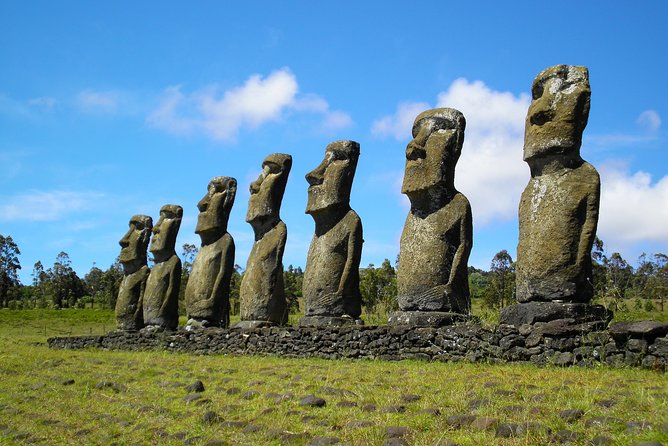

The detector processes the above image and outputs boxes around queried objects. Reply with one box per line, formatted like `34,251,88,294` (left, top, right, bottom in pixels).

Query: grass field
0,309,666,445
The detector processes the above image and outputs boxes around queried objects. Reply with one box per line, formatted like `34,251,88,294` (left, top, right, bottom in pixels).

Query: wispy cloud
0,190,106,222
28,96,57,110
76,89,120,112
147,68,352,141
587,109,662,147
637,109,661,133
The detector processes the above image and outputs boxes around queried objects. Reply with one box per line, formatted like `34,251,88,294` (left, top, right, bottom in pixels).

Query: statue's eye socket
263,162,281,174
532,84,544,100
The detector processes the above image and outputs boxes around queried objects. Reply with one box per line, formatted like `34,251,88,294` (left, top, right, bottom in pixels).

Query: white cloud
77,90,119,112
637,109,661,133
147,68,351,141
373,79,530,225
598,164,668,245
371,101,430,140
0,190,106,222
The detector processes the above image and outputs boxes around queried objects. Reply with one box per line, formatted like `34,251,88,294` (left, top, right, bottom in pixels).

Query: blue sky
2,1,667,284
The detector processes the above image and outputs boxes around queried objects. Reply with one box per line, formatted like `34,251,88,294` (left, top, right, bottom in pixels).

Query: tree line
1,234,666,316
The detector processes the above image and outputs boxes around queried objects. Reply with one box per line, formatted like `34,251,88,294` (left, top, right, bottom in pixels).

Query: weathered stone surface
143,205,182,330
301,141,363,326
388,311,468,327
186,177,237,328
49,320,668,371
609,321,668,341
499,301,611,326
239,154,292,327
396,108,472,317
516,65,600,305
115,215,152,331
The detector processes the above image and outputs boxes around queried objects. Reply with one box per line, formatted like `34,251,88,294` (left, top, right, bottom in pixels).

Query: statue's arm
211,237,235,308
339,214,363,296
577,182,600,269
448,200,473,289
164,257,182,312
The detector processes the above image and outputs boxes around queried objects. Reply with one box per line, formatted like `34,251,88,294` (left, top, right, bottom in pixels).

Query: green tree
483,250,515,309
84,264,105,309
229,264,242,315
0,235,22,307
283,265,303,314
101,258,123,309
46,251,86,308
178,243,198,315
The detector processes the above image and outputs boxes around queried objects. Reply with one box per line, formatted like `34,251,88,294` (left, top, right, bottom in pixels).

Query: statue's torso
240,221,287,322
115,265,150,330
303,210,362,317
516,162,600,302
143,255,181,327
397,193,471,312
185,234,234,321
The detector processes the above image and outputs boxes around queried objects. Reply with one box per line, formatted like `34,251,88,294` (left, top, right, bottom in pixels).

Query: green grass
0,310,666,445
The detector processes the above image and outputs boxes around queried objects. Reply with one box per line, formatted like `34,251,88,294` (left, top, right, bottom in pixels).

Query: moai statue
500,64,610,326
143,205,183,331
185,177,237,329
300,140,363,327
389,108,473,327
236,154,292,329
115,215,152,331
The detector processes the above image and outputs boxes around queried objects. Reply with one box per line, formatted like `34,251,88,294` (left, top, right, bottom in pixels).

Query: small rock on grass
95,381,126,393
551,430,581,444
559,409,585,423
308,436,340,445
186,380,205,393
300,395,326,407
400,394,421,403
386,426,410,438
630,443,664,446
202,411,219,424
471,417,498,430
591,436,613,446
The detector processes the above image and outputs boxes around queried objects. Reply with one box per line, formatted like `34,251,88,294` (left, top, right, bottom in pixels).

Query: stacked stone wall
48,321,668,371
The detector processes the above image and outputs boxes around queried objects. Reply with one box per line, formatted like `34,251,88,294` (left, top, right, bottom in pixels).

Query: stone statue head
401,108,466,198
306,140,360,215
119,214,152,267
196,176,237,238
246,153,292,226
524,65,591,162
150,204,183,257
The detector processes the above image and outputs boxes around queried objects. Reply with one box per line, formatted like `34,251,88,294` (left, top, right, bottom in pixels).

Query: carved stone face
196,176,237,236
305,140,359,215
119,215,152,265
150,205,183,255
524,65,590,161
246,154,292,225
401,108,465,197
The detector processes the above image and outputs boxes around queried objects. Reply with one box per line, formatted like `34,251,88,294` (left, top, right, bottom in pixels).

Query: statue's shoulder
573,161,601,186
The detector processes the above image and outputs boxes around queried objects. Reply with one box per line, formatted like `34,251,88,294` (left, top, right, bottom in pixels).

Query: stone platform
48,320,668,371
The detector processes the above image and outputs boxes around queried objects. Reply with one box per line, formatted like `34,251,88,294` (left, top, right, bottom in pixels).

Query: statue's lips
307,184,322,193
